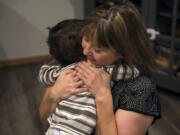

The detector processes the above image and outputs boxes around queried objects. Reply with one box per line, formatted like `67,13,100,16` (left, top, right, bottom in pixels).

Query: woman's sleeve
112,76,161,121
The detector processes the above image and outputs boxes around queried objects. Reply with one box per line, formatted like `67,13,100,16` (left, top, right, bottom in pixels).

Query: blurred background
0,0,180,135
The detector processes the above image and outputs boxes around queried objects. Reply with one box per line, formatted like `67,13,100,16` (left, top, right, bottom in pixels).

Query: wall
0,0,84,60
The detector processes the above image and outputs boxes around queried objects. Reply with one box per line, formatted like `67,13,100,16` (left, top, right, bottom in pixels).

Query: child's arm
39,64,62,86
104,64,140,81
39,63,76,86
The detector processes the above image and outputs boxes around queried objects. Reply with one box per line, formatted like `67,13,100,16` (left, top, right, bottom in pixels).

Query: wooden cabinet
131,0,180,93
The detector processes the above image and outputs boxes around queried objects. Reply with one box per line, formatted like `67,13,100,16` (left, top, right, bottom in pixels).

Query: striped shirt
39,63,139,135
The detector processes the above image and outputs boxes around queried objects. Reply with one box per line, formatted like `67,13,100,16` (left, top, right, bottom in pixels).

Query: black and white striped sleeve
39,64,62,86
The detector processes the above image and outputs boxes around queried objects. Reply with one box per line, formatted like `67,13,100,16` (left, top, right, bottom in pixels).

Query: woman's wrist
47,86,62,104
94,88,117,135
95,88,112,104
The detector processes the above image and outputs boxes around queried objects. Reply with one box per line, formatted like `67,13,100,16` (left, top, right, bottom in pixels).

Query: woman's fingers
70,80,88,95
76,67,87,82
73,87,88,94
75,62,95,80
74,79,84,87
63,68,74,74
57,69,74,80
77,62,95,73
73,75,80,81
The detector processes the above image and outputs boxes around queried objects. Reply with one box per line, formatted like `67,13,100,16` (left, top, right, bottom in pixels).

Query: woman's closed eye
84,37,90,42
94,48,102,53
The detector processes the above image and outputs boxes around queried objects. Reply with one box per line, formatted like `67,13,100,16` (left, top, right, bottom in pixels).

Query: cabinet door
151,0,180,93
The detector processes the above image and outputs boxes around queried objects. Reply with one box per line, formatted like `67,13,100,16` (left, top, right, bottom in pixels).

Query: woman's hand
75,62,111,99
50,69,88,102
39,69,88,126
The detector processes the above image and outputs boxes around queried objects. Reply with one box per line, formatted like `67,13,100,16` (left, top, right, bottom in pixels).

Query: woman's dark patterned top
111,75,161,122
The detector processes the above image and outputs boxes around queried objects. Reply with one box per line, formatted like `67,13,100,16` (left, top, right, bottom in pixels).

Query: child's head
47,19,84,66
81,1,153,75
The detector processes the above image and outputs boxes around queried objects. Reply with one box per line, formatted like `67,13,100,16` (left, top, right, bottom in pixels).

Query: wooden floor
149,88,180,135
0,62,180,135
0,62,46,135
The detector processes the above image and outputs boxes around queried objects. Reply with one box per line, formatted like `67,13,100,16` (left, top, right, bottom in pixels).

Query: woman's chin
87,59,94,64
87,59,102,66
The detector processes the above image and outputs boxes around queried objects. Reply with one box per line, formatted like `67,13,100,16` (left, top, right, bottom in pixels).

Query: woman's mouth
87,57,95,64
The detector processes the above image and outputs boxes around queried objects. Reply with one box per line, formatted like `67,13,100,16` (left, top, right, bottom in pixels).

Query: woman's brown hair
81,1,154,75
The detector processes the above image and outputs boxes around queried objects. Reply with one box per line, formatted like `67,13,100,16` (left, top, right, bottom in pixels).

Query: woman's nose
83,46,91,55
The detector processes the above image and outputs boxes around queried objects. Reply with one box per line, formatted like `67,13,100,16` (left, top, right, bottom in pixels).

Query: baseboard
0,55,53,68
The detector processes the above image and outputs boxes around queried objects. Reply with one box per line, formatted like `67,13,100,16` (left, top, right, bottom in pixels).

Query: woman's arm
94,93,153,135
95,90,117,135
39,69,88,126
39,86,58,126
115,109,153,135
76,62,154,135
76,62,118,135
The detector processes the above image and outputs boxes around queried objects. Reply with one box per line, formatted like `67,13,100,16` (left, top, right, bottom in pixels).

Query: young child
39,19,140,135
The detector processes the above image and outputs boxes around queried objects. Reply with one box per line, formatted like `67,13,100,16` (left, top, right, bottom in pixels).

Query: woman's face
81,36,120,66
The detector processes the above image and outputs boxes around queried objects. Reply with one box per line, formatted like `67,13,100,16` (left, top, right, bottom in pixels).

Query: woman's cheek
95,56,106,65
81,41,85,48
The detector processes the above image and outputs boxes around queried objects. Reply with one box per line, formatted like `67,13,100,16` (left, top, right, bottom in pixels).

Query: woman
39,1,161,135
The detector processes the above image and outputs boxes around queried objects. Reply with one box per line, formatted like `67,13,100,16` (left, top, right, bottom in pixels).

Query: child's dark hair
47,19,85,66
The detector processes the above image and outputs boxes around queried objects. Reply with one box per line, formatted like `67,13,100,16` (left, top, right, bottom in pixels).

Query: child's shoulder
47,59,60,65
60,63,77,71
